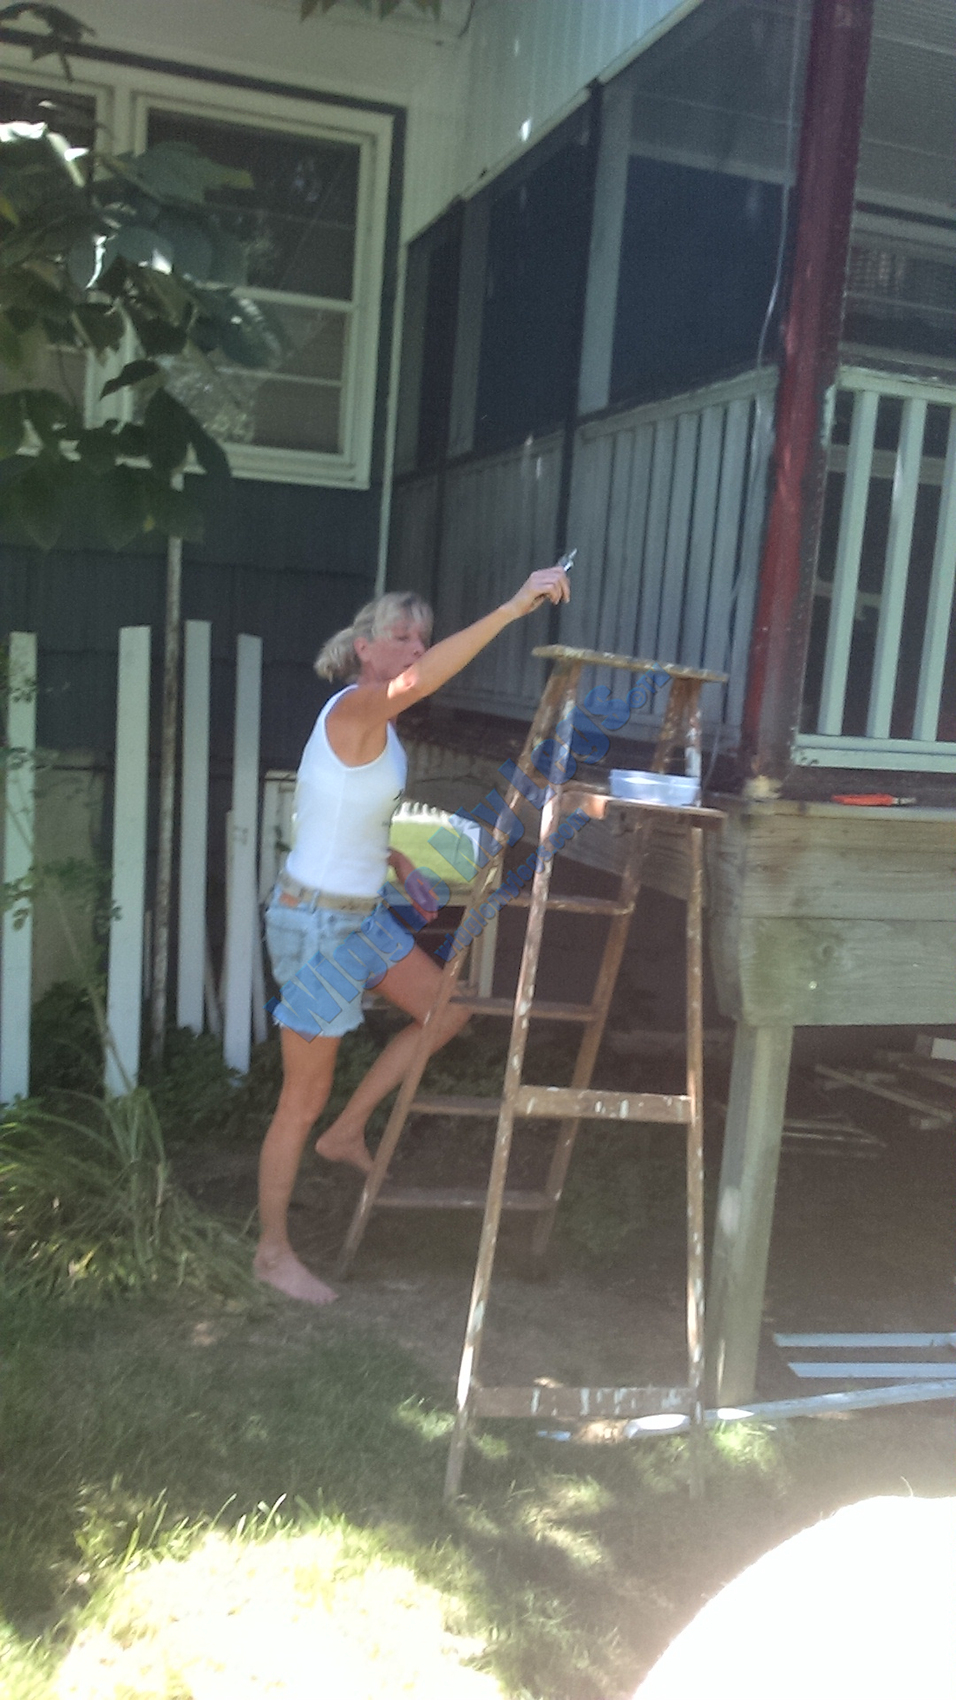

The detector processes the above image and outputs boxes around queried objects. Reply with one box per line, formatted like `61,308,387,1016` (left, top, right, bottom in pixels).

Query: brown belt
276,868,379,915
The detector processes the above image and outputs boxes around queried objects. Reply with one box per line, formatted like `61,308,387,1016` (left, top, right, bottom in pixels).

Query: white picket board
105,627,151,1095
656,409,698,663
914,406,956,742
680,403,723,666
636,416,676,660
222,634,262,1074
176,621,211,1035
867,397,927,738
818,386,879,735
726,397,774,729
0,632,37,1103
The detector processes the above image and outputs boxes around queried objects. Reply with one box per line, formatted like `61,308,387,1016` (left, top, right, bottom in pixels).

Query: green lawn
2,1286,954,1700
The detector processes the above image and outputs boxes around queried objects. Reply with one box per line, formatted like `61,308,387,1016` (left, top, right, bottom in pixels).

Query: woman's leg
255,1024,341,1304
315,943,469,1172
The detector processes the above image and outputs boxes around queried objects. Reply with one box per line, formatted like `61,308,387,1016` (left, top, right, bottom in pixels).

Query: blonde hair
314,591,433,682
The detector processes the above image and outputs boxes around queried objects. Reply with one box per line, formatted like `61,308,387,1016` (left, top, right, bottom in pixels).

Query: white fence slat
700,396,749,682
222,634,262,1074
818,386,879,735
105,626,151,1095
681,404,723,666
176,621,211,1035
1,632,37,1103
914,408,956,742
636,416,676,660
656,410,698,663
726,397,774,729
867,397,927,739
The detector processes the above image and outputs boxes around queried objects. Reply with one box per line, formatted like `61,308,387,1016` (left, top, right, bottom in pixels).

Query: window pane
474,120,591,452
160,301,347,452
0,79,96,148
606,0,808,405
147,108,359,300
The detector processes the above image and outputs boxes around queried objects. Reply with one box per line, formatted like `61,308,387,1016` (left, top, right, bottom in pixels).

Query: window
843,208,956,367
0,61,393,486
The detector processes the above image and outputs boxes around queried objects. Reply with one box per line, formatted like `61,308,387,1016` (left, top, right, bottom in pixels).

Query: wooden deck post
707,1022,794,1405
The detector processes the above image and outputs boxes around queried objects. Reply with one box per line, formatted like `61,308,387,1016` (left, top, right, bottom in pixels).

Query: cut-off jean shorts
263,888,412,1041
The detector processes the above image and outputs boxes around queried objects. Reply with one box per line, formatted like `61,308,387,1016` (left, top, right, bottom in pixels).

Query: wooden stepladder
336,646,726,1497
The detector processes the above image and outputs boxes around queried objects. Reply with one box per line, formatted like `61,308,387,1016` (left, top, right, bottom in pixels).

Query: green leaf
153,211,214,282
22,386,81,446
149,478,204,541
100,358,160,399
75,424,120,475
110,226,175,271
66,233,100,289
0,455,72,549
185,415,230,484
114,422,148,458
129,313,188,358
143,387,191,476
0,390,25,457
72,302,125,353
95,463,151,547
0,309,25,371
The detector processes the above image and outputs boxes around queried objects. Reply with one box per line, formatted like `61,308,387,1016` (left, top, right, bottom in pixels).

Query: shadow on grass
2,1291,955,1700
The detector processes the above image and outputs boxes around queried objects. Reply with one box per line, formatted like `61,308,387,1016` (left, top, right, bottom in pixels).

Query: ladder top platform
562,785,727,828
533,645,728,684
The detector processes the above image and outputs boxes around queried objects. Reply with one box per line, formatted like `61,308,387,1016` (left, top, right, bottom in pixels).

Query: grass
0,1089,252,1303
1,1289,953,1700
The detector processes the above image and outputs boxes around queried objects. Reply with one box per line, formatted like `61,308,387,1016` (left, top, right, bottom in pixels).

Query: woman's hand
506,563,573,620
387,849,441,922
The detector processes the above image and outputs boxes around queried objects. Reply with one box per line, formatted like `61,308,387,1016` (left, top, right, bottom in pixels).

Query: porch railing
797,365,956,772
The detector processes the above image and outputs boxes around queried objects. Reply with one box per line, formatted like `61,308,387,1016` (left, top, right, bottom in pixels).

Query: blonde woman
256,565,572,1304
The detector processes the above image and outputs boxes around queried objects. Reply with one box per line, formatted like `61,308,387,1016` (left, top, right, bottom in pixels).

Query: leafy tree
0,3,286,546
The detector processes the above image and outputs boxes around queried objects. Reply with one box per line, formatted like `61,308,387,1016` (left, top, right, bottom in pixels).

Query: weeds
0,1089,252,1302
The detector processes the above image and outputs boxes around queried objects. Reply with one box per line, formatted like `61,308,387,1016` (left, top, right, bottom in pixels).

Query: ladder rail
337,662,573,1278
444,667,582,1498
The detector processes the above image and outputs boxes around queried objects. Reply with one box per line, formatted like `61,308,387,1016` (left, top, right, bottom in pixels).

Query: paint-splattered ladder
335,645,726,1498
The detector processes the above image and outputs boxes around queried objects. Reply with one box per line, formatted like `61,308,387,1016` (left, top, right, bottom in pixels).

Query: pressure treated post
707,1022,793,1405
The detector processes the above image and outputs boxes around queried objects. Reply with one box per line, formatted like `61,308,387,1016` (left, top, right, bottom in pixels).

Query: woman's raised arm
339,564,570,729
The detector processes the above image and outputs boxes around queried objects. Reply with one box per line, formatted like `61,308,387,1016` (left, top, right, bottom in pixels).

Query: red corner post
741,0,875,788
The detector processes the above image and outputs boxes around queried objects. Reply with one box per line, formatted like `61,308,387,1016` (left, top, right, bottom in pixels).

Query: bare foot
314,1122,373,1174
254,1246,337,1305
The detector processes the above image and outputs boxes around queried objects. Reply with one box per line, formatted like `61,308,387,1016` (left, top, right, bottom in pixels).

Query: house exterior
2,0,954,1397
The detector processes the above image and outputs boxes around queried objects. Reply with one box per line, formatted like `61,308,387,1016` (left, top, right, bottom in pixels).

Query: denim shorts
263,889,412,1040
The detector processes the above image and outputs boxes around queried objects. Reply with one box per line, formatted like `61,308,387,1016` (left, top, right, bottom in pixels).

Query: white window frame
0,51,393,488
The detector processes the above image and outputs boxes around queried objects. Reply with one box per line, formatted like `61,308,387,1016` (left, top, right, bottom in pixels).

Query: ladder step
451,995,596,1021
375,1186,548,1212
473,1383,693,1420
514,1086,691,1123
506,894,632,916
409,1094,500,1117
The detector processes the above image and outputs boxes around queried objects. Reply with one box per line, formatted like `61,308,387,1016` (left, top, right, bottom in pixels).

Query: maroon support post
741,0,875,786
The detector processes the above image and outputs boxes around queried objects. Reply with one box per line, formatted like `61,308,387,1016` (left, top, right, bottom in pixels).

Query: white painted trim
793,736,956,773
866,397,926,739
0,633,37,1104
222,635,262,1075
818,388,878,735
914,414,956,742
837,365,956,405
105,627,152,1095
577,74,631,417
377,236,411,594
578,366,778,440
176,621,211,1035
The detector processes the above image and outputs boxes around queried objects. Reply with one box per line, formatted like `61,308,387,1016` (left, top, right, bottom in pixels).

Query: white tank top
284,687,407,898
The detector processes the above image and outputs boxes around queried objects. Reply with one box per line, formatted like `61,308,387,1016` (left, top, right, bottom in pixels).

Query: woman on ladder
256,564,571,1304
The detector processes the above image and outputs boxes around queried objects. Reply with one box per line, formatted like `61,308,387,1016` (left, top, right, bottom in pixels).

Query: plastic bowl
608,770,700,807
